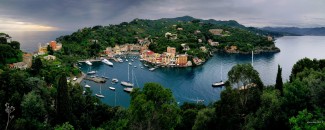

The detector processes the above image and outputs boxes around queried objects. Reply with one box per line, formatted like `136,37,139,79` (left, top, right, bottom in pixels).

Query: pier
84,76,106,83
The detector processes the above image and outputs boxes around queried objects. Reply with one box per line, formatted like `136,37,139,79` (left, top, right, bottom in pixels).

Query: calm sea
7,31,325,107
5,31,73,53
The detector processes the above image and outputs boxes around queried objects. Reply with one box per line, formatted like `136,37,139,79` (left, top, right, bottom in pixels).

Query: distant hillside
56,16,279,59
261,27,325,36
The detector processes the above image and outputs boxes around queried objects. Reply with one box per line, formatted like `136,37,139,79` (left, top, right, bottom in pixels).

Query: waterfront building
176,54,188,66
38,43,48,55
167,46,176,54
50,41,56,50
10,62,28,70
113,45,121,55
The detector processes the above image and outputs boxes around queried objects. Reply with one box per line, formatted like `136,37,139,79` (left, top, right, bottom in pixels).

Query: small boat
129,62,132,65
85,84,91,88
109,87,116,91
85,60,92,66
117,58,123,62
124,87,133,93
82,91,86,94
134,66,137,68
131,59,134,62
141,67,144,69
95,94,105,98
126,59,128,62
90,75,96,78
87,71,96,75
149,68,156,71
121,81,134,87
144,64,148,67
102,58,113,66
212,81,225,87
139,58,144,61
112,78,119,83
96,85,105,98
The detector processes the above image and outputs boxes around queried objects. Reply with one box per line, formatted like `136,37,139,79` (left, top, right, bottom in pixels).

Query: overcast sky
1,0,324,31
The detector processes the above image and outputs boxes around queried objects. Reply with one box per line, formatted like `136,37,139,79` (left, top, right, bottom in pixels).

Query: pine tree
56,74,70,124
275,64,283,95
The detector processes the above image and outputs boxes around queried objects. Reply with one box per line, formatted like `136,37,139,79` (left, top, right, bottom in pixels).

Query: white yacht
85,84,91,88
85,60,92,66
102,58,113,66
149,68,156,71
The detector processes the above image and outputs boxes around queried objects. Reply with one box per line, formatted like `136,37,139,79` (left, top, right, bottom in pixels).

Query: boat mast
251,50,254,66
128,64,130,81
221,63,223,81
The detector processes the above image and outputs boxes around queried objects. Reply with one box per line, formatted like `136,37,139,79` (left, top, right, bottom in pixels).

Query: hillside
56,16,280,60
261,27,325,36
0,33,22,67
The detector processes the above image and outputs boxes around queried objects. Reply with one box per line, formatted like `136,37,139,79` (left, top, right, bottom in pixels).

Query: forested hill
56,16,280,59
261,27,325,36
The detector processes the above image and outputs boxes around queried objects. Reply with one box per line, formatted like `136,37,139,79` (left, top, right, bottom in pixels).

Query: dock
78,58,101,63
84,76,106,83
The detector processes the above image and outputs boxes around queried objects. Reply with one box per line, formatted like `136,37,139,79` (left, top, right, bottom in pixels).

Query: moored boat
109,87,116,91
102,58,113,66
212,81,225,87
123,87,133,93
85,84,91,88
85,60,92,66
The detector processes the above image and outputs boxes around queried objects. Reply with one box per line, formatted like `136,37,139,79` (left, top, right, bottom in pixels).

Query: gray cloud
0,0,324,31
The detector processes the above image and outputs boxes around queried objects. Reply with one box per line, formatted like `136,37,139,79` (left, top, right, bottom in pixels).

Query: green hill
56,16,280,59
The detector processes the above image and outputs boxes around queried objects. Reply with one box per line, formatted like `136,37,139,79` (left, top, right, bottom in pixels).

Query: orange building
50,41,57,50
176,54,188,66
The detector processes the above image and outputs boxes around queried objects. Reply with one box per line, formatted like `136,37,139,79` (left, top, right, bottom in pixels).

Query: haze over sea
10,31,325,107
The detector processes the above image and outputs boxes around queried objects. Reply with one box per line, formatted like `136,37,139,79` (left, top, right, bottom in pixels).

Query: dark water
5,31,72,53
78,36,325,107
8,31,325,107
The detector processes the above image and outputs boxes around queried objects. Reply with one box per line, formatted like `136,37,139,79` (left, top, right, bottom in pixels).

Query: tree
56,74,70,124
31,57,43,75
128,82,181,130
275,64,283,95
289,109,325,130
21,91,46,121
192,108,215,130
54,122,74,130
47,45,54,55
5,103,15,130
227,64,264,90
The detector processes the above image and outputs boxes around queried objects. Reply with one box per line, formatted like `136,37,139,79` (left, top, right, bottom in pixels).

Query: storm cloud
0,0,324,31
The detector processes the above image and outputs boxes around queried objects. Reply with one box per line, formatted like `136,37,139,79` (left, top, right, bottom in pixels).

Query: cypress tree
275,64,283,95
56,74,70,124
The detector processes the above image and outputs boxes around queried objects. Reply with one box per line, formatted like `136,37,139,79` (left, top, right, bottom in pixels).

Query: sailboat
121,63,134,87
124,69,135,93
95,84,105,98
212,63,225,87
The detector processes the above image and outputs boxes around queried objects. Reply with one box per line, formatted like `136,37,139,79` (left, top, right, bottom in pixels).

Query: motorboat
212,81,225,87
134,66,137,68
112,78,119,83
87,71,96,75
85,60,92,66
129,62,132,65
117,58,123,62
85,84,91,88
149,68,156,71
102,58,113,66
109,87,116,91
